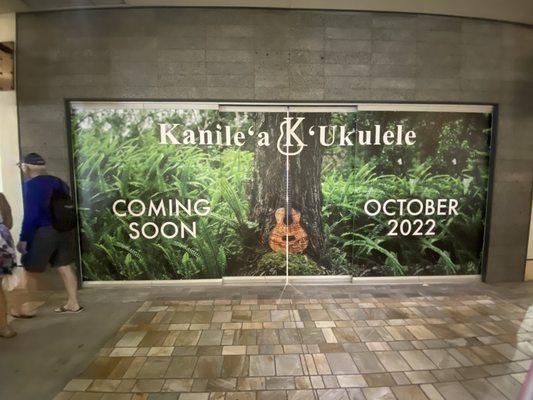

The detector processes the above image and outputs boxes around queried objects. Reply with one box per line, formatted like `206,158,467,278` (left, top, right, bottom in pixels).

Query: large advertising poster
70,103,492,281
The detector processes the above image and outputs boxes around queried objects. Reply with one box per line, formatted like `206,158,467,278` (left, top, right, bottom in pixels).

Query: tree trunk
249,112,329,265
249,113,286,248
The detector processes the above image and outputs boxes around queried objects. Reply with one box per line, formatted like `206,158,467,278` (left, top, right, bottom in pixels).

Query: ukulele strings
277,109,307,362
280,108,305,297
285,108,290,286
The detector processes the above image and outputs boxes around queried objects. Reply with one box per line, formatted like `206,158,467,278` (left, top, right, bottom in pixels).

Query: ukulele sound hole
285,235,296,241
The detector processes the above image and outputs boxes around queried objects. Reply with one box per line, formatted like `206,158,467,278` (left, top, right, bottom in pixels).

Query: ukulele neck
284,169,291,223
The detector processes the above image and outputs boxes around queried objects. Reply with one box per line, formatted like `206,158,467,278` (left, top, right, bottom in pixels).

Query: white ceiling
1,0,532,26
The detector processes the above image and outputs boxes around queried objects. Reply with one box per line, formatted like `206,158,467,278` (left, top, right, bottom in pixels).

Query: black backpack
50,184,76,232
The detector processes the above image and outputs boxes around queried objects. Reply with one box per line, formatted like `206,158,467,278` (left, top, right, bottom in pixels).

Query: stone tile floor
53,282,533,399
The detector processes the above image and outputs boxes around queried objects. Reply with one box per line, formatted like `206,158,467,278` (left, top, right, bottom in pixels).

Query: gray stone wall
16,8,533,282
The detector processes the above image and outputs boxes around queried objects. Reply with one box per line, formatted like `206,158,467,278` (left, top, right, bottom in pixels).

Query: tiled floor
53,283,532,399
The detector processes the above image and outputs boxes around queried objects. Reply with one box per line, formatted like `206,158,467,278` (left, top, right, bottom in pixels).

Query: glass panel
350,111,491,276
215,109,288,277
282,110,358,278
70,103,491,281
72,105,291,280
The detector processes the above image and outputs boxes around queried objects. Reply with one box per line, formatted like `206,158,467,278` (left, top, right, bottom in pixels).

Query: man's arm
19,182,40,242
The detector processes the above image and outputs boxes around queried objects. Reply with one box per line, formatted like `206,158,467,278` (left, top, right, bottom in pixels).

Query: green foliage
73,108,254,280
72,108,490,280
258,252,326,276
322,112,490,276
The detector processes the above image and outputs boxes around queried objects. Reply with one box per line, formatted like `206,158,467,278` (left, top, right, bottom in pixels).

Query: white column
0,13,23,248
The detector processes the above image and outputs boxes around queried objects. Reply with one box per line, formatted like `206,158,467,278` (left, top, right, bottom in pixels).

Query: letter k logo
277,117,306,156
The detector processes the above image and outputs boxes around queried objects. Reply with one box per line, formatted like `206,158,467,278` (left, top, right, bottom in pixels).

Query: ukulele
268,170,309,254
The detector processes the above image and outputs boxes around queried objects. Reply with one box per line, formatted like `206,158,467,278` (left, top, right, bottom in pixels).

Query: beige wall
0,15,61,289
0,13,22,250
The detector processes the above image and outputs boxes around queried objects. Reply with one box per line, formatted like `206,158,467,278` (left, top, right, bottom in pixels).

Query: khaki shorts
22,226,75,273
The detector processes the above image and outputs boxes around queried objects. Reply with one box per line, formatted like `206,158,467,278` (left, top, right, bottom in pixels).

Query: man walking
17,153,83,314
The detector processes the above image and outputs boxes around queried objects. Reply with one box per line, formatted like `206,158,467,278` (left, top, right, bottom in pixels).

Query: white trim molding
82,274,481,287
70,101,493,114
352,275,481,285
357,104,494,114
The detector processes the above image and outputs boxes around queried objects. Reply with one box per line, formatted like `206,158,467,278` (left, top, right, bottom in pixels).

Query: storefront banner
70,103,492,280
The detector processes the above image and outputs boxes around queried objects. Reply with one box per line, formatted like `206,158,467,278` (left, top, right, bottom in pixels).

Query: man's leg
56,265,80,311
9,270,38,317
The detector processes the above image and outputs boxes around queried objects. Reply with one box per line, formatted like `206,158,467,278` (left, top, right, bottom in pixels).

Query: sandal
54,306,84,314
0,327,17,338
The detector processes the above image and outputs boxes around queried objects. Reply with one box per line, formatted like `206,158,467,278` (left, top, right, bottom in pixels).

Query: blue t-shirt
20,175,69,242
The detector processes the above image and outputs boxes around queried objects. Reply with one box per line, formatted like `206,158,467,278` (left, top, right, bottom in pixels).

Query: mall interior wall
0,13,22,251
15,8,533,282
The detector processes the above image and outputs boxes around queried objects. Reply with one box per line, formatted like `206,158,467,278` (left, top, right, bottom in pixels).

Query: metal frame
65,98,497,285
481,107,498,282
64,102,84,288
70,100,493,114
523,144,533,276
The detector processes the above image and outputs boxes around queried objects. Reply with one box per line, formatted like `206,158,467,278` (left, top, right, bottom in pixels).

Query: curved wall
15,8,533,282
